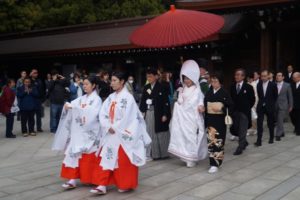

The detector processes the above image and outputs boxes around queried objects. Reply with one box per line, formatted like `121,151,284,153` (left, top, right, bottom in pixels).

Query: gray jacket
276,82,293,110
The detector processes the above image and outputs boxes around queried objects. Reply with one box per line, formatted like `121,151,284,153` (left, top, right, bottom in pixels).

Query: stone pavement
1,108,300,200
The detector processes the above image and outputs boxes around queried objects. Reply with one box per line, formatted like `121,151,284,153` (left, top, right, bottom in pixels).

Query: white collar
277,81,283,85
263,80,269,85
151,82,156,89
200,78,208,83
213,88,220,94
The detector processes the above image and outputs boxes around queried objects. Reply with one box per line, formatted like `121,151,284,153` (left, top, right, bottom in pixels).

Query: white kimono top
52,91,102,168
99,88,151,170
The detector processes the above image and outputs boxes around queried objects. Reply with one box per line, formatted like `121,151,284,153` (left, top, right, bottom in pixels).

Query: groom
230,68,255,155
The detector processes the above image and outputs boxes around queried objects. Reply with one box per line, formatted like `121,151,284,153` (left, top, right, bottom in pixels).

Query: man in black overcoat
230,68,255,155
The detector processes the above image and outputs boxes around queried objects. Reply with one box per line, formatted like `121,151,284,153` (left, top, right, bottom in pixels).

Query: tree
0,0,166,33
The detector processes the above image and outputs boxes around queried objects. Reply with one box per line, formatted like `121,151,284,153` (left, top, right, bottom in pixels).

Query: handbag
225,108,233,126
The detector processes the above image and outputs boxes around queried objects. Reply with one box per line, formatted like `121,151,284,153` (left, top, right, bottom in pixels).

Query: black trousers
5,113,15,136
290,109,297,131
293,109,300,135
35,105,43,130
20,110,35,133
257,106,275,142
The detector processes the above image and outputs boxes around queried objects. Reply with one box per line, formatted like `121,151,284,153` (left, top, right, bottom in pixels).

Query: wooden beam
177,0,296,11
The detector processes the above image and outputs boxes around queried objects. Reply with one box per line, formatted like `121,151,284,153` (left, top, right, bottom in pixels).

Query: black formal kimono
204,87,233,167
140,81,171,159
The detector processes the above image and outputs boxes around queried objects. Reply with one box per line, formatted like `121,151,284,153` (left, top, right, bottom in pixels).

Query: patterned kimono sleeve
99,96,112,138
52,108,72,151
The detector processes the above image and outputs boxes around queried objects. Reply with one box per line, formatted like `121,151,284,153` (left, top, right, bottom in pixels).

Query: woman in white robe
168,60,208,167
52,76,102,190
90,71,151,195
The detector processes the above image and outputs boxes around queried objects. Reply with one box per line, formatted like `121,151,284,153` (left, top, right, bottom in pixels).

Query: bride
168,60,207,167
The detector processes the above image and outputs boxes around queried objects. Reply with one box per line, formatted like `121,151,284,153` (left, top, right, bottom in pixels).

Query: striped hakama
145,108,170,159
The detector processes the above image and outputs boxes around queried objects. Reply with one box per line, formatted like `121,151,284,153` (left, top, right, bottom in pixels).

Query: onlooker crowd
0,63,300,176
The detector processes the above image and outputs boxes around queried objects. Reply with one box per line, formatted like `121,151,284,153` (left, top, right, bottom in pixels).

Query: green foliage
0,0,166,33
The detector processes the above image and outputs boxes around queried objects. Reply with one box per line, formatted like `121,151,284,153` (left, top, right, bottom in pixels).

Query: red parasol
130,5,225,48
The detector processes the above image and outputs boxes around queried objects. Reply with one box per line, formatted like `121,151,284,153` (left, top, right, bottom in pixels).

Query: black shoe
281,132,285,137
37,129,43,132
268,139,274,144
161,156,170,160
243,141,249,150
6,134,16,138
233,147,243,155
254,141,262,147
275,136,281,141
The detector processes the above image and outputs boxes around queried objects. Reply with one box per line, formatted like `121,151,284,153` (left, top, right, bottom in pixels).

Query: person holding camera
48,70,70,133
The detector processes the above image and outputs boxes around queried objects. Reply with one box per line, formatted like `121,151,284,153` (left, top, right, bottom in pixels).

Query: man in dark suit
230,68,255,155
291,72,300,136
140,68,171,160
284,64,294,83
255,70,278,146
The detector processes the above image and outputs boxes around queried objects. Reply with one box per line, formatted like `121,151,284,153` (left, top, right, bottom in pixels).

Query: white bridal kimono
52,91,102,168
168,60,208,163
99,88,151,170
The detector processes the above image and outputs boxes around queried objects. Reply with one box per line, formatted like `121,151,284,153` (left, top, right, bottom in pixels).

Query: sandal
90,187,106,195
62,182,76,190
118,189,131,193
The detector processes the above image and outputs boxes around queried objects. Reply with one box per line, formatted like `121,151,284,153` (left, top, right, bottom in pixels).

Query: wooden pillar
275,30,281,72
260,30,272,69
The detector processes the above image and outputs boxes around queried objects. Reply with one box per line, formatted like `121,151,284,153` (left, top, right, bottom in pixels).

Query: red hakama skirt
61,152,100,185
61,147,138,189
94,146,138,190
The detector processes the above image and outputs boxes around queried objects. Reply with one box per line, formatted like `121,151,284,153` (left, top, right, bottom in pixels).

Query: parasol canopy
130,5,225,48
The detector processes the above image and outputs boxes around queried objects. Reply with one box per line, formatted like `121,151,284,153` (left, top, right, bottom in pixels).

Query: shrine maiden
90,72,151,195
52,76,103,190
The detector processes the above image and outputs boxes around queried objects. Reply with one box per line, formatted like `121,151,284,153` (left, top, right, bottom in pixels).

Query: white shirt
74,83,83,97
289,72,293,78
297,81,300,89
10,96,19,113
236,81,244,92
277,81,283,94
263,81,269,96
151,82,156,90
